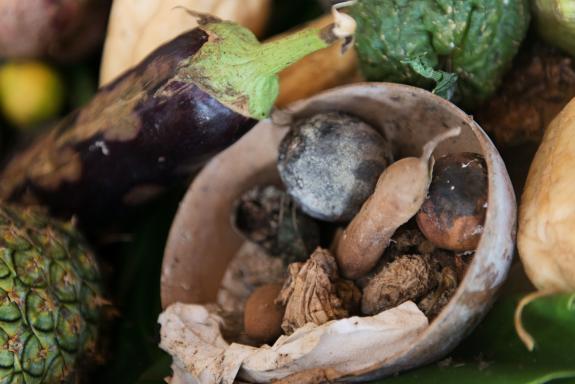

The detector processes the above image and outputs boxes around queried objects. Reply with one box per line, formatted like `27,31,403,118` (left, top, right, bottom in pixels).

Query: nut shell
417,153,487,251
244,284,285,343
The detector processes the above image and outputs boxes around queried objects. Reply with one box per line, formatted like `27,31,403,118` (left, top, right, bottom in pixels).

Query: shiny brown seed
417,152,488,251
244,283,285,343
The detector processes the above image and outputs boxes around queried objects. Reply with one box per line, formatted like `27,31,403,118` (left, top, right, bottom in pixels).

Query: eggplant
0,13,353,221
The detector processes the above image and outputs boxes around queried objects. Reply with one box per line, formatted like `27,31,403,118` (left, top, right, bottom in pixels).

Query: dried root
383,227,436,261
359,227,472,317
418,266,458,318
362,255,436,315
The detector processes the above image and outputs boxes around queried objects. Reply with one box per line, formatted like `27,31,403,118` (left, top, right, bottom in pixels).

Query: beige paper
159,301,428,383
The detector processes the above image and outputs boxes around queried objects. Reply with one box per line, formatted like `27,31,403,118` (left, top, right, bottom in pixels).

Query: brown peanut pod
336,127,461,279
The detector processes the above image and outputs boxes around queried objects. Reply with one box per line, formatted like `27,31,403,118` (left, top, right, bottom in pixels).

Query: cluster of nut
232,112,487,345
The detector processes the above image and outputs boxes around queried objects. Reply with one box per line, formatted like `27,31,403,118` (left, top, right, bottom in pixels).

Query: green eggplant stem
184,8,354,120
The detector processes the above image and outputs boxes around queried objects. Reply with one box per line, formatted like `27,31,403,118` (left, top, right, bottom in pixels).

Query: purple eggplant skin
0,28,256,221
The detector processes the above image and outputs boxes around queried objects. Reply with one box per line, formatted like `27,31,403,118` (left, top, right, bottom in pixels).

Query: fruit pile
0,0,573,383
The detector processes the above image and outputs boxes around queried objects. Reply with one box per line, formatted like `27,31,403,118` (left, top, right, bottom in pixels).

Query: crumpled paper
159,301,428,383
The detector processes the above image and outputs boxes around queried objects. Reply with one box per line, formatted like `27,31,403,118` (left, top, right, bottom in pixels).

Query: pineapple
0,204,102,383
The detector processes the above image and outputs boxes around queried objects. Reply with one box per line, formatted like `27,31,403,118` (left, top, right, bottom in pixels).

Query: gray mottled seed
278,112,393,222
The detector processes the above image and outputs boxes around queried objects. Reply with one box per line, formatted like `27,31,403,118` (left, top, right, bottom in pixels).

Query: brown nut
244,283,285,343
416,152,487,251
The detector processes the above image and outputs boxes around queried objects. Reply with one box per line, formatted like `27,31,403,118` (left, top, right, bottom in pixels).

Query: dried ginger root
418,266,458,318
362,255,436,315
359,227,469,317
277,248,361,334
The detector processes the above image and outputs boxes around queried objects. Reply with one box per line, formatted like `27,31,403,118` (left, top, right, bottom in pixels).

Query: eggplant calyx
181,17,354,120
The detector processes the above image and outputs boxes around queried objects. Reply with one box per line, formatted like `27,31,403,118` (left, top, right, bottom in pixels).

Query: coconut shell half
160,83,516,382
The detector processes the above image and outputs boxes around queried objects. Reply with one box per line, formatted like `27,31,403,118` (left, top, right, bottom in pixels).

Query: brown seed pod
244,283,285,343
416,153,488,251
336,128,461,279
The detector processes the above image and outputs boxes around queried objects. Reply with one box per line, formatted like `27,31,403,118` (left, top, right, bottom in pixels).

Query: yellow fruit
0,60,64,128
518,97,575,292
515,97,575,351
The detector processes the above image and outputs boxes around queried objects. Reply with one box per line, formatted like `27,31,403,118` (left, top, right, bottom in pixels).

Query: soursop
0,204,102,383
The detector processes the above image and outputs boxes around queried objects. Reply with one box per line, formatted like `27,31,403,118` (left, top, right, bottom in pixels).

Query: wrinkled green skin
352,0,530,109
0,205,101,383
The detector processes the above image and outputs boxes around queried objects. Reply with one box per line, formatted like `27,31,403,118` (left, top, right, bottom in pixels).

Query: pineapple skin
0,205,102,383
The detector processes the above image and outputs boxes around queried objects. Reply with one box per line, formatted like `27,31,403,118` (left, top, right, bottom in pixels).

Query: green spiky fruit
0,205,102,383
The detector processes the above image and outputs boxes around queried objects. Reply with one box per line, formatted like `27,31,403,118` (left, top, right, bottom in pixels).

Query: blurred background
0,0,573,383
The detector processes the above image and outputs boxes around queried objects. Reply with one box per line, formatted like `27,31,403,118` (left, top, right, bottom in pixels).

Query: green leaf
378,293,575,384
402,57,458,100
